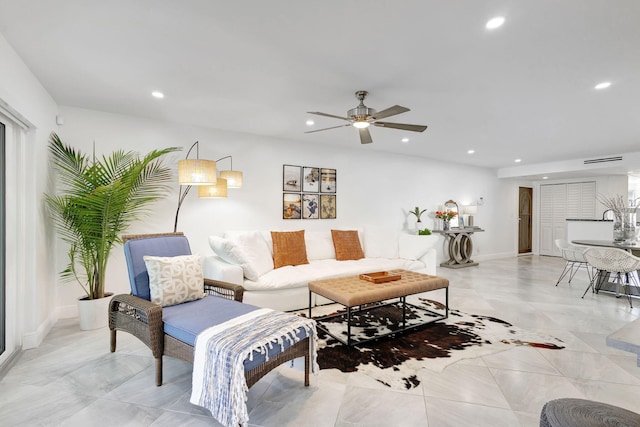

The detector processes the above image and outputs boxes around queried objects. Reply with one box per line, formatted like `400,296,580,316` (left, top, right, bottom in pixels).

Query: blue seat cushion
123,235,192,301
162,295,309,371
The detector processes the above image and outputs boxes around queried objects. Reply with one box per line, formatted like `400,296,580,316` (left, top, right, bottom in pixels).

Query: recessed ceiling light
306,120,315,126
542,176,549,180
514,158,522,163
467,149,475,154
401,138,409,143
486,16,505,29
151,91,164,99
594,82,611,90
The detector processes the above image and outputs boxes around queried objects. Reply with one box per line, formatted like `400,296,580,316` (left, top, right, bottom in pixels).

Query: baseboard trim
473,251,517,262
22,314,56,350
0,347,23,380
56,303,78,319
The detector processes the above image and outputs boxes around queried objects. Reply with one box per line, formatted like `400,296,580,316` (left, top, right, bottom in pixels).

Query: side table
434,227,484,269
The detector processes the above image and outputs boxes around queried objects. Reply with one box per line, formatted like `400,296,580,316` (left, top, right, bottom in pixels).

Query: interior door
518,187,533,254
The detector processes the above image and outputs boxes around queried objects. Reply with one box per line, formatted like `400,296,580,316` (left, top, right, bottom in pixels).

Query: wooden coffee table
308,269,449,346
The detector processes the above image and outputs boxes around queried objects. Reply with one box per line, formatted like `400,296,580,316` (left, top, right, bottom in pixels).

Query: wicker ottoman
540,398,640,427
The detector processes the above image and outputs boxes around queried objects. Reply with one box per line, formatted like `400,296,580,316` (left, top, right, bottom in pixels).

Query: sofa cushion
363,225,399,259
271,230,310,268
209,234,272,281
144,254,205,307
242,258,420,291
332,229,364,261
305,230,336,261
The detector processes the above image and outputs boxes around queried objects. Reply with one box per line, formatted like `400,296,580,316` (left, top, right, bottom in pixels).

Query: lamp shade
464,205,478,215
198,178,228,198
178,159,217,185
219,169,243,188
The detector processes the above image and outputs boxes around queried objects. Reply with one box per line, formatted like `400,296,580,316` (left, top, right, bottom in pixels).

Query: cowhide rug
307,298,564,390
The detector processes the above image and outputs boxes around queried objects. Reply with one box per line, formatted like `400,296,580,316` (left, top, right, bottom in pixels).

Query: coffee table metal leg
308,290,312,318
347,306,352,346
402,296,406,328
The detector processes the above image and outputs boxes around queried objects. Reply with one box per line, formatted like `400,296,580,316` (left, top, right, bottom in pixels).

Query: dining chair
582,247,640,308
554,239,592,286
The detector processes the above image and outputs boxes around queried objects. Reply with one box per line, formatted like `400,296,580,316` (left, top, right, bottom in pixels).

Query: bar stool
554,239,592,286
582,247,640,308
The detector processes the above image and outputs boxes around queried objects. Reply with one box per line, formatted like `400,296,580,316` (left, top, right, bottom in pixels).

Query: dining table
571,239,640,257
571,239,640,298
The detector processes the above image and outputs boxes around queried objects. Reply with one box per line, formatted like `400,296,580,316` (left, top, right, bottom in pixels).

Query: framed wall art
283,165,301,192
302,166,320,193
283,193,302,219
302,194,319,219
320,168,336,193
320,194,336,219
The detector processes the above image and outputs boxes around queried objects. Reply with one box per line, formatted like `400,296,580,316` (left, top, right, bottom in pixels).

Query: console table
434,227,484,269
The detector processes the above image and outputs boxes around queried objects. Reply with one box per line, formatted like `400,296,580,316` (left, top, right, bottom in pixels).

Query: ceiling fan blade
305,123,352,133
307,111,351,121
359,127,373,144
373,121,428,132
370,105,410,120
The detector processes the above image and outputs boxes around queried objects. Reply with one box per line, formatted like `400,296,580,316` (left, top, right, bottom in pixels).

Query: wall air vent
583,156,623,165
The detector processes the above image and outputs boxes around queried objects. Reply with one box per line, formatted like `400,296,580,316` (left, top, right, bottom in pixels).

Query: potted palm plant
45,132,179,330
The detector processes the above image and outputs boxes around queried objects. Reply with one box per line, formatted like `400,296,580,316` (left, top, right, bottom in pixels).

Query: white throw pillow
209,234,272,281
232,231,274,276
398,233,436,260
144,254,205,307
305,231,336,260
363,225,399,259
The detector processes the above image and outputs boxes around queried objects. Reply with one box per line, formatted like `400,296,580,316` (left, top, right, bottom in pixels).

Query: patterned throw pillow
144,254,205,307
271,230,309,268
331,229,365,261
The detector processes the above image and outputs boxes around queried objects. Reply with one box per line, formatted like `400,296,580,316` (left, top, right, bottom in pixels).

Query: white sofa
202,226,439,311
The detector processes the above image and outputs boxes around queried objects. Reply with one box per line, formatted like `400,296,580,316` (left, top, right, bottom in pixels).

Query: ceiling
0,0,639,173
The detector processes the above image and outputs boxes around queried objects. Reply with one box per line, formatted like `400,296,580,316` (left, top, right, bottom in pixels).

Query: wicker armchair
109,232,310,387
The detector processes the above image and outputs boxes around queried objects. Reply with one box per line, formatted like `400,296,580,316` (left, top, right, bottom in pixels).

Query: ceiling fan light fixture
353,121,370,129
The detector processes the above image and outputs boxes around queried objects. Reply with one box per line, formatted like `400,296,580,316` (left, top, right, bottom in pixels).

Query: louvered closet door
540,185,555,255
539,181,596,256
567,182,596,219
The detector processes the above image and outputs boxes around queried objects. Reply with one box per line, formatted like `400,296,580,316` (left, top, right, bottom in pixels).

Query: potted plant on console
409,206,428,232
45,132,178,330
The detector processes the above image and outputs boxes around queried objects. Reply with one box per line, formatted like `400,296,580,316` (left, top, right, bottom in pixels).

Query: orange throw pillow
331,230,364,261
271,230,310,268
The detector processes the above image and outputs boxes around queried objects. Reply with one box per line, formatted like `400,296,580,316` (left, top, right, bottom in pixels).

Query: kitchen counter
566,219,613,222
567,219,613,241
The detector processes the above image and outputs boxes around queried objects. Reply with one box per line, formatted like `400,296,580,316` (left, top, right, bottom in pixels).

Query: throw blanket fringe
190,308,317,427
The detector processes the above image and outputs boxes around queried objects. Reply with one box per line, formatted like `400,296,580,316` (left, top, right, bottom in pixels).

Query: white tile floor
2,255,640,426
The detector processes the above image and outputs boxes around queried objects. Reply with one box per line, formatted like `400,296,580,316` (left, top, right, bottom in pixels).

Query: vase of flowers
435,210,458,231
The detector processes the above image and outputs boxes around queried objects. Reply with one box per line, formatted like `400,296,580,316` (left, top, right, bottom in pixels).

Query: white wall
0,32,59,352
55,106,516,316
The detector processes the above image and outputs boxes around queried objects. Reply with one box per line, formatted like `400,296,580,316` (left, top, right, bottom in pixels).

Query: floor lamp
173,142,243,232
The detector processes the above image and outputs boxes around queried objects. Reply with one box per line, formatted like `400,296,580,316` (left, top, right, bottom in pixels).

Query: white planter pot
77,293,113,330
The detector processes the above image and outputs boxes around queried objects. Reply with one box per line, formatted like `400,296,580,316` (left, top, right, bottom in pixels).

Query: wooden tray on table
359,271,402,284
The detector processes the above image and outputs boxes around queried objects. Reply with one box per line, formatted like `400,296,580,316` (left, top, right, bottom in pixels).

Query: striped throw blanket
190,308,317,427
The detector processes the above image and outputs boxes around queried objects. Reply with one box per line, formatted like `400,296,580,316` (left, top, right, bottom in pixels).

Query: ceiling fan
305,91,428,144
